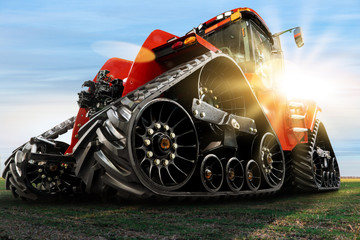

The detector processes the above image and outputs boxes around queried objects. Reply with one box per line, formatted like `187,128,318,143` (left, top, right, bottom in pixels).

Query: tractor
3,7,340,201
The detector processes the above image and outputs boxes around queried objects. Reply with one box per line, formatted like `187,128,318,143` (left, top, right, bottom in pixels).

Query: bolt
147,129,154,135
263,164,266,168
200,112,206,118
163,125,170,131
196,99,201,105
29,160,35,165
209,90,213,94
204,87,208,93
231,119,240,129
170,153,176,160
154,159,161,166
38,168,43,173
75,134,79,139
146,151,154,158
200,90,204,95
172,143,178,149
155,123,161,130
170,133,176,139
250,127,254,133
163,159,169,166
253,129,257,133
47,177,52,181
213,96,218,101
215,104,219,108
193,110,198,116
77,123,82,128
144,139,151,146
41,174,46,179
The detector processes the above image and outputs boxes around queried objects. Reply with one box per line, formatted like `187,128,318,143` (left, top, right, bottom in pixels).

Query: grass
0,179,359,239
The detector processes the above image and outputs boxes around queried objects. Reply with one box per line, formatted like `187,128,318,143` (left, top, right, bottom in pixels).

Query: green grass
0,179,359,239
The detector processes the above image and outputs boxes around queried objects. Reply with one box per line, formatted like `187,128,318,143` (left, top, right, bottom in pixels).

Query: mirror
294,27,304,48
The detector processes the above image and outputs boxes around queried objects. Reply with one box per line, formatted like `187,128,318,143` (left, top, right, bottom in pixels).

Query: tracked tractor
3,7,340,201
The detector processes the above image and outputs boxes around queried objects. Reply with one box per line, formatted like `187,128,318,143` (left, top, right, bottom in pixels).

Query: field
0,179,359,240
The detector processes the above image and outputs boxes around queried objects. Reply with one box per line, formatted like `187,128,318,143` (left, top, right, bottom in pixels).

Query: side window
250,23,273,89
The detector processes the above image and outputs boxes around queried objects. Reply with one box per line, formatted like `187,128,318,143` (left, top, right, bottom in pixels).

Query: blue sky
0,0,360,176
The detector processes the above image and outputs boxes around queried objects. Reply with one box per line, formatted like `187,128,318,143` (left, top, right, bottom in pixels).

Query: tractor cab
197,8,303,92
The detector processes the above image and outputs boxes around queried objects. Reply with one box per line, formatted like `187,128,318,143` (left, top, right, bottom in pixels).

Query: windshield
204,22,248,71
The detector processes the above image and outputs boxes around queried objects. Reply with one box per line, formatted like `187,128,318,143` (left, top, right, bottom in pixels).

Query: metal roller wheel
245,160,261,191
198,68,246,116
225,157,245,192
132,99,198,191
254,133,285,188
6,141,78,200
200,154,223,192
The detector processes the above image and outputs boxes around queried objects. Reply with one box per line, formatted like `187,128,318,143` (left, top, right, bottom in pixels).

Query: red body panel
122,30,178,95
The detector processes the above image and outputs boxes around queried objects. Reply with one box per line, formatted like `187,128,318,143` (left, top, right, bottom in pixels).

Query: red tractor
3,7,340,200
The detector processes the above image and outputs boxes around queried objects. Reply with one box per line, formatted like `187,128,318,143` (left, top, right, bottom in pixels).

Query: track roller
200,154,223,192
225,157,245,192
245,160,261,191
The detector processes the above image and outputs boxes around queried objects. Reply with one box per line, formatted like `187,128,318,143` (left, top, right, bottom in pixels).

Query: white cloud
91,41,141,60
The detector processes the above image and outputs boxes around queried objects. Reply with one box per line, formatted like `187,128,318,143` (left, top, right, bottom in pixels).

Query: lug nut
249,127,254,133
170,153,176,160
170,133,176,139
41,174,46,179
200,112,206,118
144,139,151,146
196,99,201,105
146,151,154,158
155,123,161,130
253,129,257,133
163,159,169,166
193,110,198,116
147,129,154,135
38,168,43,173
163,125,170,131
154,159,161,166
172,143,178,149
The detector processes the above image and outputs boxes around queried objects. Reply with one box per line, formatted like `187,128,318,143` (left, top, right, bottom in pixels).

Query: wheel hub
248,170,253,181
228,168,235,181
205,168,213,180
159,136,171,151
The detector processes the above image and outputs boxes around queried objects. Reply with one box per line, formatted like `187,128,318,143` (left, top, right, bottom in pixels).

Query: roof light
216,14,224,20
224,11,232,17
184,36,196,46
231,11,241,21
171,41,184,50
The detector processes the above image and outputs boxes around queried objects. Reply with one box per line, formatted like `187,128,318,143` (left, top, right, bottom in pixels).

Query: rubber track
2,117,76,200
73,51,283,200
291,119,340,191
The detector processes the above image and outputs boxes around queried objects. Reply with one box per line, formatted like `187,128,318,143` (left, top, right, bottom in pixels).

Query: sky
0,0,360,176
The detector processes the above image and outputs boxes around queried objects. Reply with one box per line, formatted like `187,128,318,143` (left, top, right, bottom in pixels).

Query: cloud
91,41,141,61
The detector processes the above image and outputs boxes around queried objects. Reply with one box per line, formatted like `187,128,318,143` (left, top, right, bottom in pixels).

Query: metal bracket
191,98,257,135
